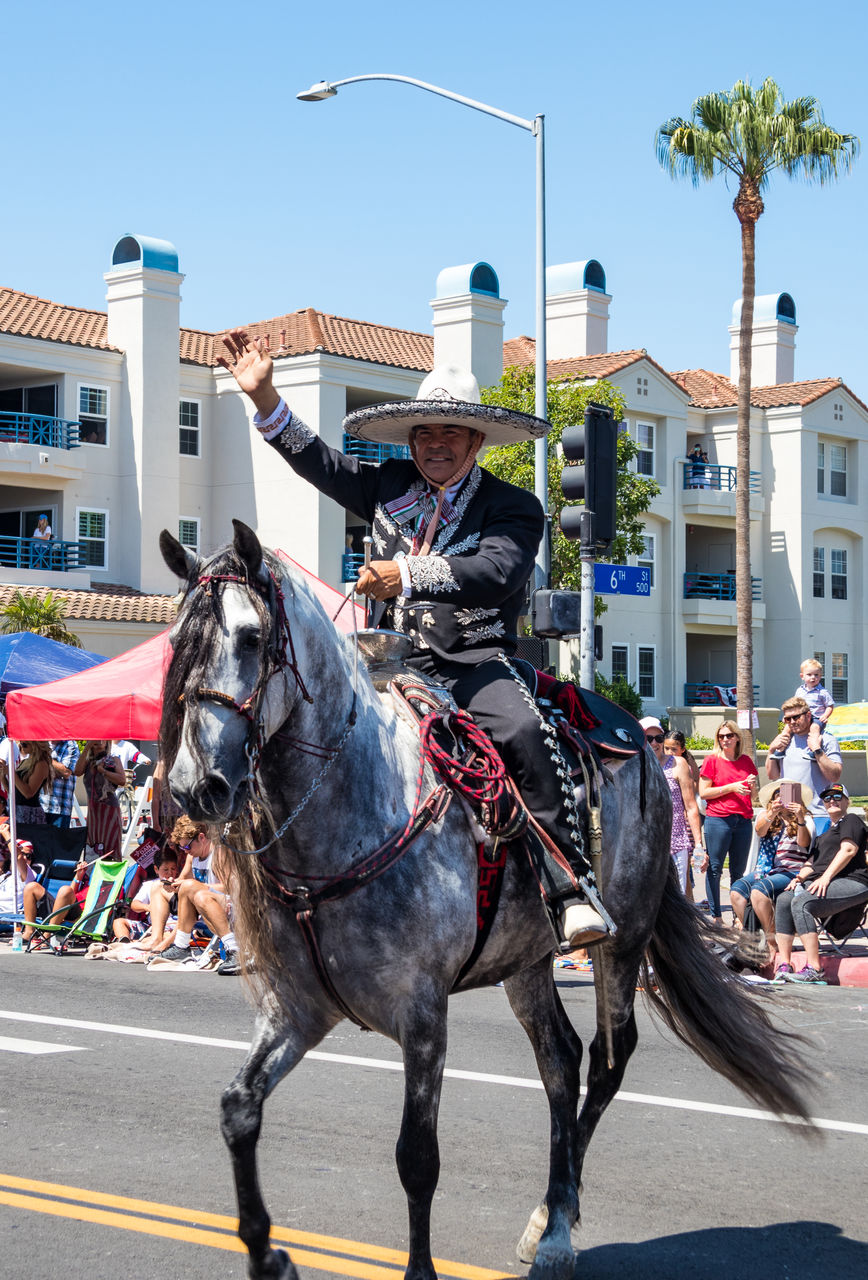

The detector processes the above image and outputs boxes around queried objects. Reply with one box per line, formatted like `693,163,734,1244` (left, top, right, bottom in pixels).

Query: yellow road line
0,1176,515,1280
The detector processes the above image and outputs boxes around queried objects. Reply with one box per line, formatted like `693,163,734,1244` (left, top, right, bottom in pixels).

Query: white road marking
1,1009,866,1136
0,1035,84,1055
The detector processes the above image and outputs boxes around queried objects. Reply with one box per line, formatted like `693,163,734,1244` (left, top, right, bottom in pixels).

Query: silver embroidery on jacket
408,555,459,594
455,607,498,626
464,621,506,645
277,414,316,454
432,465,481,551
421,610,435,628
438,531,481,557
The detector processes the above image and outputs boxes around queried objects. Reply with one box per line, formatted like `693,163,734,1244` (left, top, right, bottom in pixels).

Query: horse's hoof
517,1203,548,1263
248,1247,297,1280
527,1240,578,1280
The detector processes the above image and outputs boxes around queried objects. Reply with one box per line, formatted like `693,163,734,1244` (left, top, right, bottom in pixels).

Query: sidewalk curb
763,951,868,987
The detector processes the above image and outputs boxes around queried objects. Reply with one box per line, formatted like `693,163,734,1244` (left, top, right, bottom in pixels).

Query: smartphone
778,781,801,807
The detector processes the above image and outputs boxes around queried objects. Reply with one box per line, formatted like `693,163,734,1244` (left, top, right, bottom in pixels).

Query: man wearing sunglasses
773,783,868,982
766,697,842,835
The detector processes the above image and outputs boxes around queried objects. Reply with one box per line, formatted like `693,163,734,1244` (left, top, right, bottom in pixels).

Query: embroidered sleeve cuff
407,555,459,595
253,398,316,453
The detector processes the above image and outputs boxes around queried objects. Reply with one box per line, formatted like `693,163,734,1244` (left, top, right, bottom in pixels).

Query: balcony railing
0,412,81,450
0,538,88,571
342,551,364,583
682,462,761,493
684,682,760,706
342,434,410,464
683,572,761,601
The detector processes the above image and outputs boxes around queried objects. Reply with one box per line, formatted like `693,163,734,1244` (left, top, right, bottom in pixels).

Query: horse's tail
643,875,813,1124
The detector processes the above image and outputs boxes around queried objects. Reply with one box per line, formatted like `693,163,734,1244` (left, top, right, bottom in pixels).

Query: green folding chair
15,859,135,953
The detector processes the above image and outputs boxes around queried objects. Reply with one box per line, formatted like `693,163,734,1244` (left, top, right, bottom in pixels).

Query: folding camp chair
818,898,868,957
10,859,137,953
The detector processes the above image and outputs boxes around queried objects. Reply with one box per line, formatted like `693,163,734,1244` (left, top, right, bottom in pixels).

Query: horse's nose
191,773,234,821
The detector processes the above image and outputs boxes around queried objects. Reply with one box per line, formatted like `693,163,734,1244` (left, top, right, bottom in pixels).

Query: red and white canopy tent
4,553,364,898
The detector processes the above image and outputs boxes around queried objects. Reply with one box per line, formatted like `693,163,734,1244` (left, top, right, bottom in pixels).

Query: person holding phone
698,721,759,923
729,779,813,948
75,741,125,860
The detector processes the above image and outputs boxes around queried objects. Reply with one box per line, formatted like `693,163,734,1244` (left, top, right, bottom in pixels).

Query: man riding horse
219,330,608,950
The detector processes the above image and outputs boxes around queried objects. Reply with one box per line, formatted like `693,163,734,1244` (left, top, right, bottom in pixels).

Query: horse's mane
161,540,296,1005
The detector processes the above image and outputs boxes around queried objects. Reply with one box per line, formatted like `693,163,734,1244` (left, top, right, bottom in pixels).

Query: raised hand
218,329,280,417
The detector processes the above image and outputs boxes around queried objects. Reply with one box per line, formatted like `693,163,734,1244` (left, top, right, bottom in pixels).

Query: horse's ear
160,529,202,582
232,519,267,583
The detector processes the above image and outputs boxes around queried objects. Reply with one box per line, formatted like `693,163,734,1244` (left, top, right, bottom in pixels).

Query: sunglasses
179,838,196,852
821,794,844,805
718,732,736,741
783,712,808,723
645,734,664,744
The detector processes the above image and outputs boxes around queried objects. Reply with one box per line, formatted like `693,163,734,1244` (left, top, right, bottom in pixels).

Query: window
813,547,824,598
179,399,200,457
831,548,848,599
834,401,844,422
813,651,826,674
611,645,628,681
817,442,824,494
831,653,848,702
78,385,108,445
637,534,655,588
178,518,200,553
637,646,655,699
634,421,655,477
77,508,108,569
830,445,847,497
636,376,648,397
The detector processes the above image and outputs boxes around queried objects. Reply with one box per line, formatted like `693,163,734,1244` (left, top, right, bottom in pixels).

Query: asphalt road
1,952,867,1280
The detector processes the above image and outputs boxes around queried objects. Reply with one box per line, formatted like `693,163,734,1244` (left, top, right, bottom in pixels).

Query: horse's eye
238,628,260,653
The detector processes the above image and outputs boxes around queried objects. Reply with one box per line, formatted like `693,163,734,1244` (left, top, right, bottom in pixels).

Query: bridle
178,565,357,853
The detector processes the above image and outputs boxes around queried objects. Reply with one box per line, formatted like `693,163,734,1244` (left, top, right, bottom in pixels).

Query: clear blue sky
4,0,866,386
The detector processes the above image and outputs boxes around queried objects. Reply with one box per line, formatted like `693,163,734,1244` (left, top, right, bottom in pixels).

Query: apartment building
0,234,864,704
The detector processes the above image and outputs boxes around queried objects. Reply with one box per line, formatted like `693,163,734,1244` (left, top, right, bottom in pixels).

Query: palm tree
0,590,83,647
656,78,858,750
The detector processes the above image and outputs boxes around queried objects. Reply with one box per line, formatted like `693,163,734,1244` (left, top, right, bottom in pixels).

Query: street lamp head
297,81,337,102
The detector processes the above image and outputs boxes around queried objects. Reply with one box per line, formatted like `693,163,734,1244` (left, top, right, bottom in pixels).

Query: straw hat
342,364,550,447
756,778,813,811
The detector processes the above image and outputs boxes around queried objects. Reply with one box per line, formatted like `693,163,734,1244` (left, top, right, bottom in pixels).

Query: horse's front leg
396,989,449,1280
504,953,582,1280
221,1011,321,1280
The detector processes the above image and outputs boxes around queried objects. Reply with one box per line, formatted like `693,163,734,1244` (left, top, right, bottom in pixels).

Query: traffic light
560,403,619,547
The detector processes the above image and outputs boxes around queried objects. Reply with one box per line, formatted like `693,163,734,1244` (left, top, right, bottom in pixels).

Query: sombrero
342,364,550,447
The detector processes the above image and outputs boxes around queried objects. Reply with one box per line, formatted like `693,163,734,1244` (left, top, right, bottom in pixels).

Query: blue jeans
703,814,753,918
730,869,796,903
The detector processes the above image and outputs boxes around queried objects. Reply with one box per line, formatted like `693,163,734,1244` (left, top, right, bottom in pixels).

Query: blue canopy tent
0,632,107,914
0,632,106,695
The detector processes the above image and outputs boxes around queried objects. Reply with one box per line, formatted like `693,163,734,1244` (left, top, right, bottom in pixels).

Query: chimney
431,262,506,389
545,260,611,358
729,292,797,386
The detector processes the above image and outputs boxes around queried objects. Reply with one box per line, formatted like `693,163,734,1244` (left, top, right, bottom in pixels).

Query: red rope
419,709,514,833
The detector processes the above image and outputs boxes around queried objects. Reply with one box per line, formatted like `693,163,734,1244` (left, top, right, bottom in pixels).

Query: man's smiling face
410,423,480,485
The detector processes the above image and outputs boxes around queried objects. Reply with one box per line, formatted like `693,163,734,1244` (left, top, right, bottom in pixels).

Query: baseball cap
639,716,664,733
819,783,849,800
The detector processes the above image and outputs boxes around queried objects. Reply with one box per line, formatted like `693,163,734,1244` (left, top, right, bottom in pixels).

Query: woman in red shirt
698,720,758,923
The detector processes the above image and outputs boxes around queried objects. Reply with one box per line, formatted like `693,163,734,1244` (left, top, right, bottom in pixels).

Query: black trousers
409,654,587,898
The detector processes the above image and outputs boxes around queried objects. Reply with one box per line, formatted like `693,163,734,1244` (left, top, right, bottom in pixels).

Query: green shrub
594,671,644,717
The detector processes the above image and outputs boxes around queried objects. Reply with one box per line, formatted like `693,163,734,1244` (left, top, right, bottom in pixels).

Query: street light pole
298,74,549,589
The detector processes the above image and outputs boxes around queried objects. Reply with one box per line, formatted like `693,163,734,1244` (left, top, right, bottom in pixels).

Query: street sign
594,564,651,596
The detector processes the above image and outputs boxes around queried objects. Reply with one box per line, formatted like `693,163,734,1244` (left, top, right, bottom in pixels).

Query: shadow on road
572,1220,867,1278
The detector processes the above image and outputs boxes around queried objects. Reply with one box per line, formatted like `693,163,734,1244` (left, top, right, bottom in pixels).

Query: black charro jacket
266,412,544,666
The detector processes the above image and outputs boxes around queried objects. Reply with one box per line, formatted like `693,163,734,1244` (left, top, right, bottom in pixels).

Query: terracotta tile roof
670,369,866,413
0,583,175,625
0,287,119,352
502,339,687,394
179,327,218,366
232,308,434,372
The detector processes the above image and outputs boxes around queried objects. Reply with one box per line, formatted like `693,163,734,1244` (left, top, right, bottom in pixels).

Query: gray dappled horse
160,521,809,1280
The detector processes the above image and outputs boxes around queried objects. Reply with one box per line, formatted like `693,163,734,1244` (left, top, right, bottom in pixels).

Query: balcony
0,412,81,450
684,682,760,706
342,434,410,464
342,551,364,583
681,462,760,493
683,573,761,601
0,537,88,571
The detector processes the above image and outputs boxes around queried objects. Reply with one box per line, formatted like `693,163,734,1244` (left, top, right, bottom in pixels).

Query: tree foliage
0,590,83,647
481,365,661,593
